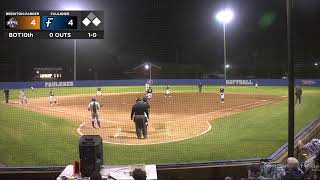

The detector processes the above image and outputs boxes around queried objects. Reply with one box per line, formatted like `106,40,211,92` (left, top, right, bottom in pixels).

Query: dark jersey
220,88,225,94
3,89,9,96
295,87,302,96
142,97,150,110
198,83,203,88
131,102,149,119
49,91,54,96
147,88,153,93
166,85,170,90
97,88,101,91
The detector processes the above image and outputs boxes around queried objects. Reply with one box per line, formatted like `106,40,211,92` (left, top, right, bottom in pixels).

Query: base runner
88,97,101,128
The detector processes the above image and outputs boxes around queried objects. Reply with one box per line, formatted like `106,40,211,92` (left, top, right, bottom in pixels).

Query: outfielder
165,85,172,97
295,85,302,104
87,97,101,128
96,87,102,96
3,89,9,103
219,86,225,103
49,89,57,105
146,86,153,100
198,82,203,93
19,89,28,105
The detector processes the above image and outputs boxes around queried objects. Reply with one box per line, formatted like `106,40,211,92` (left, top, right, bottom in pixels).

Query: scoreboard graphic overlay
4,11,104,39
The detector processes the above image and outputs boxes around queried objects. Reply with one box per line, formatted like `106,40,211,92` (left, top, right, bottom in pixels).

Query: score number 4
31,19,36,26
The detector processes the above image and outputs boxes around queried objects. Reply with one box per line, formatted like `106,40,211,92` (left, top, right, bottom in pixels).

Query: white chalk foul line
113,128,122,138
102,100,274,145
101,121,212,146
39,106,65,113
77,122,85,136
27,97,277,146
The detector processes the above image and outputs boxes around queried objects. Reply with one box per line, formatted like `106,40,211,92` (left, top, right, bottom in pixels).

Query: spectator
247,164,265,179
302,139,320,179
132,168,146,180
283,157,304,180
224,176,233,180
304,139,320,156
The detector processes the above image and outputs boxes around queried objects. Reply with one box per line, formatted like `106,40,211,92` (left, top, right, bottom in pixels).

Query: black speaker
79,135,103,177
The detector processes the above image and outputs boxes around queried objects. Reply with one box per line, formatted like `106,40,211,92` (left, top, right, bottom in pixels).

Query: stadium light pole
74,40,77,80
216,9,234,82
58,3,84,81
145,64,151,82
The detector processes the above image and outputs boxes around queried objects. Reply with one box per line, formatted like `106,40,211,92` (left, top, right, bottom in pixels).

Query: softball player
19,89,28,105
145,83,150,93
219,86,225,103
165,85,172,97
49,89,57,105
88,97,101,128
96,87,102,96
146,87,153,100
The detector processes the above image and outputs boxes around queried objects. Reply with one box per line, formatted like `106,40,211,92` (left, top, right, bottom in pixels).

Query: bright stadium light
215,9,234,82
225,64,230,69
144,64,150,70
315,62,319,66
216,9,234,24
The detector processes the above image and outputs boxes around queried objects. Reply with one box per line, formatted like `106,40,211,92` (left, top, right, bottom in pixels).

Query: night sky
0,0,320,81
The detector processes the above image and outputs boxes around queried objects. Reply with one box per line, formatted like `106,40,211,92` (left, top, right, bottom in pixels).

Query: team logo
6,17,18,29
45,17,54,28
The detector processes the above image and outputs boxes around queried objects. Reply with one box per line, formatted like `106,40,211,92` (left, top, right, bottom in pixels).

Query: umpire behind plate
131,98,149,139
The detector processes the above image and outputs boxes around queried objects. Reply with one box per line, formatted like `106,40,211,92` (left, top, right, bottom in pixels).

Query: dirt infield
8,93,284,145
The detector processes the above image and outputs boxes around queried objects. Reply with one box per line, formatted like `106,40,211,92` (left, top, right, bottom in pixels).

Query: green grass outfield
0,85,319,166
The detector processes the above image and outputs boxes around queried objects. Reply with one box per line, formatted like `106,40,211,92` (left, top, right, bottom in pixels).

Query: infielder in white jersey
145,83,150,93
87,97,101,128
96,87,102,96
49,89,57,105
19,89,28,105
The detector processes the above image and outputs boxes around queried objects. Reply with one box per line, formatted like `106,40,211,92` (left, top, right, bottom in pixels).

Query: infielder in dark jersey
131,98,149,139
3,89,9,103
143,96,150,113
146,87,153,101
220,86,225,103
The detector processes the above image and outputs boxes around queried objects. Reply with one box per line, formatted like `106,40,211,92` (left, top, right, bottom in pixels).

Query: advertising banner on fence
44,81,74,88
0,79,320,89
